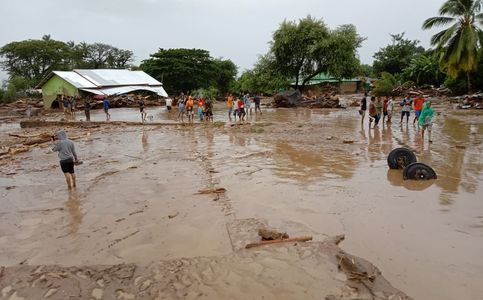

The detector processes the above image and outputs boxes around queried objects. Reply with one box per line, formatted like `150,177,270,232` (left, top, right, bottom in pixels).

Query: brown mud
0,100,482,299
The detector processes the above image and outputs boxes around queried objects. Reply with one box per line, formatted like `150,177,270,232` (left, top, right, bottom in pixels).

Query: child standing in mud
51,130,79,189
368,97,379,128
400,95,412,124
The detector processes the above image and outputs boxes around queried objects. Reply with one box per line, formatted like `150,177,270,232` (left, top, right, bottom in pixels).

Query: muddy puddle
1,103,482,299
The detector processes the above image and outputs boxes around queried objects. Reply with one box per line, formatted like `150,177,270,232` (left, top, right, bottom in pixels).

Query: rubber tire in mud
387,148,417,169
403,162,437,180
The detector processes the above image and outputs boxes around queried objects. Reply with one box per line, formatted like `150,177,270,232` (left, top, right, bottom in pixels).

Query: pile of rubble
392,85,451,97
450,93,483,109
273,91,343,109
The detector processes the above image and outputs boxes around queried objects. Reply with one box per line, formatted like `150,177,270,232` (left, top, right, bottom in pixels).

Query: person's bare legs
421,128,425,141
64,173,73,189
71,173,76,187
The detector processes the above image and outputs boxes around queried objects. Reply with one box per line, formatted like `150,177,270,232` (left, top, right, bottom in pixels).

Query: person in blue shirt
103,96,111,120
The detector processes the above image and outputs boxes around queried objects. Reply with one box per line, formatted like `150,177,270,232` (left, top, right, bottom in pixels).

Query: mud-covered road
1,101,482,299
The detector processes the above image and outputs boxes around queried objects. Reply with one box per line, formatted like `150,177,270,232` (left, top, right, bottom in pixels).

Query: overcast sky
0,0,443,79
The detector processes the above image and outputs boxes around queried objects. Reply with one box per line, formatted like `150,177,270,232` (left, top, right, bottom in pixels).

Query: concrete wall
42,75,79,109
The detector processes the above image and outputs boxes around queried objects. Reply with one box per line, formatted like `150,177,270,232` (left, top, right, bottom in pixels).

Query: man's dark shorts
60,158,75,174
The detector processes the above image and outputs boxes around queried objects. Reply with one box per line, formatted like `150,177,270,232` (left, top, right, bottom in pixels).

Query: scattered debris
196,188,226,195
258,228,289,240
245,236,313,249
168,212,179,219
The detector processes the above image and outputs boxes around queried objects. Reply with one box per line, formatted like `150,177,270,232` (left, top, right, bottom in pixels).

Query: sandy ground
0,100,482,299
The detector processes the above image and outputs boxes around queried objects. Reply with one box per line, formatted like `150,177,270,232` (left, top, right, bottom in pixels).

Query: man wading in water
51,130,79,189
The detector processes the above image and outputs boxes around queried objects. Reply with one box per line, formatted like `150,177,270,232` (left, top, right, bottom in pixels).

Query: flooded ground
1,102,482,299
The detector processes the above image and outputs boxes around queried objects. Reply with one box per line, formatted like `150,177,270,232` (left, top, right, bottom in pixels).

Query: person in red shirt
413,95,425,125
237,96,246,121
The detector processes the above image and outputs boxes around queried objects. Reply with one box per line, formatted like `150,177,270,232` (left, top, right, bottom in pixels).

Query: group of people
60,95,78,117
175,94,214,124
360,93,435,142
227,93,262,121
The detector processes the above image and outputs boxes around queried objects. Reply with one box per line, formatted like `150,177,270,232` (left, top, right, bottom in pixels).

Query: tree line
1,0,482,103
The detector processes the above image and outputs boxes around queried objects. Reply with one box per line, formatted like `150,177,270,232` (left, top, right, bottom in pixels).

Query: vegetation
270,16,363,91
373,33,425,76
423,0,483,92
140,48,237,95
0,35,134,88
373,72,398,96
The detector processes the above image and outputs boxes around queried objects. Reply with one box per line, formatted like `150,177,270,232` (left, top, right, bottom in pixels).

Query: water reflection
272,142,357,183
65,190,83,234
142,130,149,152
386,169,435,191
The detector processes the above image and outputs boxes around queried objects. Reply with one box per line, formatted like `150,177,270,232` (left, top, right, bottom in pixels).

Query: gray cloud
0,0,443,77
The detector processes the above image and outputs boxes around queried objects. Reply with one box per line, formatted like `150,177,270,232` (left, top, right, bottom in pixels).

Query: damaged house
37,69,168,109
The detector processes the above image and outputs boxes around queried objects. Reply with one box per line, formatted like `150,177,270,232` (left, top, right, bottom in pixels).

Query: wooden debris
245,236,313,249
196,188,226,194
168,212,179,219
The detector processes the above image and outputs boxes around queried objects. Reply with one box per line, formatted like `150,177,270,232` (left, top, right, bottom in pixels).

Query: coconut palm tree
423,0,483,91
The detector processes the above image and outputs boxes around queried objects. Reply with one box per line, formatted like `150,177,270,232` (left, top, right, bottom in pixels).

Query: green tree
270,16,363,91
402,51,445,86
234,54,289,94
422,0,483,92
373,72,397,96
212,58,237,94
141,48,237,95
373,33,425,76
0,38,71,85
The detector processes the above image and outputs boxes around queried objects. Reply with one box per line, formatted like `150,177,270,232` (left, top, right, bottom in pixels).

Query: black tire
387,148,417,169
403,162,437,180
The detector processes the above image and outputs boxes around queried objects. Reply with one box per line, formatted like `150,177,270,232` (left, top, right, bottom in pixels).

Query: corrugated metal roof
80,85,168,97
53,71,97,89
74,69,162,87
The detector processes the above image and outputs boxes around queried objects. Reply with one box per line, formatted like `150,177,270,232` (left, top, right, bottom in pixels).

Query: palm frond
422,16,456,29
440,0,467,16
430,24,458,46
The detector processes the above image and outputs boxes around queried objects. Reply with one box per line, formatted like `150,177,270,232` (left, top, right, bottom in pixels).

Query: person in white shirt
165,97,173,111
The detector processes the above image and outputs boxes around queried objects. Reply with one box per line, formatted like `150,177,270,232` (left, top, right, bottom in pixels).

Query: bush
373,72,397,96
444,77,467,95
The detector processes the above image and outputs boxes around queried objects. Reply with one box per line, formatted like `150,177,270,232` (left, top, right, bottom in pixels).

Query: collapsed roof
37,69,168,97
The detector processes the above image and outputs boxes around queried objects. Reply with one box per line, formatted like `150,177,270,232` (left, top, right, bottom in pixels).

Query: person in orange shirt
227,94,234,119
413,94,425,125
186,96,194,124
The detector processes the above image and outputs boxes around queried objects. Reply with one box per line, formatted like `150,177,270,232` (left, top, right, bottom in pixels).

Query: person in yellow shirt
227,94,234,119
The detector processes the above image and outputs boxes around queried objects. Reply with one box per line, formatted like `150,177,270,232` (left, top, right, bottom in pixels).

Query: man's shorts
60,158,75,174
228,107,233,114
140,107,144,112
415,110,422,117
104,107,109,113
187,108,194,115
401,111,410,117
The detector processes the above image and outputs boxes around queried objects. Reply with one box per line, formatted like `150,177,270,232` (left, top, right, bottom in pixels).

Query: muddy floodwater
1,103,482,299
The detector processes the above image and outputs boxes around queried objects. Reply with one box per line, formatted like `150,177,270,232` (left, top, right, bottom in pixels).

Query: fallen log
196,188,226,194
245,236,313,249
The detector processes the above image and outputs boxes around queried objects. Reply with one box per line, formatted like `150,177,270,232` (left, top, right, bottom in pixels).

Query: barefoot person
186,96,195,124
400,95,412,124
254,94,262,115
138,98,147,122
103,96,111,120
413,94,425,125
177,96,186,122
84,97,91,121
52,130,79,189
360,92,368,124
419,101,435,143
227,94,234,119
